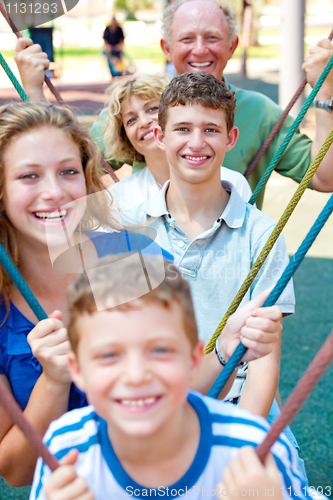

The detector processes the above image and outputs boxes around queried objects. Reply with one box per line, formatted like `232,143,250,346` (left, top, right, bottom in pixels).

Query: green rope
205,125,333,354
0,52,29,101
248,54,333,205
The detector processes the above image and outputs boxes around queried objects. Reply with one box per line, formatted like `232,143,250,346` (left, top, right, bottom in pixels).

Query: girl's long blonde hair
104,73,171,164
0,102,117,318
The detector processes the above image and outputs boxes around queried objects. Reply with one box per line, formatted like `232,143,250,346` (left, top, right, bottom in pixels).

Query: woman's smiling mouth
141,130,154,141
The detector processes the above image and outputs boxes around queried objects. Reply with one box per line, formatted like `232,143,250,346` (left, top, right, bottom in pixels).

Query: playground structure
0,1,333,494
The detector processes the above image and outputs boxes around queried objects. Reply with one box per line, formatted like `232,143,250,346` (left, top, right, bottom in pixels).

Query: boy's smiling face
68,302,203,440
155,103,238,185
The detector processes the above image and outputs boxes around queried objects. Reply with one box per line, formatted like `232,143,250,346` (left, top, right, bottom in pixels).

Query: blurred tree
114,0,155,18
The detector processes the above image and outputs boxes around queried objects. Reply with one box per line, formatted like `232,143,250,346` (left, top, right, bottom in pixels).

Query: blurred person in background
103,16,125,77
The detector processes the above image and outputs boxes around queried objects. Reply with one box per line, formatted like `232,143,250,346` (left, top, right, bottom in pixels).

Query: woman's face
2,126,87,251
121,95,160,159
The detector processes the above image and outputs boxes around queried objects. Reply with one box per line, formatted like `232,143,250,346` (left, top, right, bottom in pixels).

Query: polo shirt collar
220,181,247,229
144,180,170,218
143,179,247,229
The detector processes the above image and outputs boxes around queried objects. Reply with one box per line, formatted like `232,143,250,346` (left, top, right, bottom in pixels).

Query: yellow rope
205,126,333,354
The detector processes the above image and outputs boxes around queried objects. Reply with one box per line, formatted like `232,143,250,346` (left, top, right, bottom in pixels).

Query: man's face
161,0,238,81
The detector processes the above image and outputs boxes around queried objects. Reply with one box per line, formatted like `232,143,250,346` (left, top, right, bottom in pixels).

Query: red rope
0,328,332,475
0,379,59,472
256,327,333,462
101,155,120,183
244,28,333,180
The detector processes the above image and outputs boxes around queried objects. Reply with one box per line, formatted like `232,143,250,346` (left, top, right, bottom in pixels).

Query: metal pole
279,0,305,118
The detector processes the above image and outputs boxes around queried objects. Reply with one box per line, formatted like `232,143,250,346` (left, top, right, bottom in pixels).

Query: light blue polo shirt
125,181,295,346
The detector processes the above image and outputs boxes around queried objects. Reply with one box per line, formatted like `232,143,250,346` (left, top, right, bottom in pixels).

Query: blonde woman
101,73,253,213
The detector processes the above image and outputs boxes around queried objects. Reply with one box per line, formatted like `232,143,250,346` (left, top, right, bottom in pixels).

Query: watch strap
314,97,333,113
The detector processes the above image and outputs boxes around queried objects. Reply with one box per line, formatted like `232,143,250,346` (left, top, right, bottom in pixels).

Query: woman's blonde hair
0,102,116,318
104,73,171,164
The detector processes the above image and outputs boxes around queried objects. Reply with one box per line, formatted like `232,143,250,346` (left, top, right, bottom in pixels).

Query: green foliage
114,0,154,16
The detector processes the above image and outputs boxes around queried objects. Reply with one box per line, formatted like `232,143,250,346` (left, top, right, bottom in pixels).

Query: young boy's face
155,103,238,185
68,301,203,439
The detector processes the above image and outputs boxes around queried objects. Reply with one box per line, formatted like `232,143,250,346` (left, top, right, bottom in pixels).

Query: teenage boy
29,255,305,500
123,72,294,419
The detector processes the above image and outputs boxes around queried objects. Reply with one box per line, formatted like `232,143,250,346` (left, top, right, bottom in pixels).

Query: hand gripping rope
0,187,332,469
244,28,333,180
0,200,332,474
0,0,66,106
248,53,333,206
0,323,332,472
0,3,120,183
208,191,333,398
205,124,333,355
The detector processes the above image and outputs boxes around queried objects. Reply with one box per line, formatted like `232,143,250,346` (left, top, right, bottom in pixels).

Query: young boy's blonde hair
67,254,198,353
103,73,170,164
158,72,236,132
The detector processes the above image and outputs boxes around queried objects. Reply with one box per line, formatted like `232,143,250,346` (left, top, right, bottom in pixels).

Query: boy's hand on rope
14,38,49,102
303,39,333,100
219,288,282,364
44,449,95,500
217,447,283,500
27,311,72,387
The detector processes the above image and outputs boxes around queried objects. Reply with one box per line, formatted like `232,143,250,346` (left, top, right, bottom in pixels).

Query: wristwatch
314,97,333,113
215,336,247,370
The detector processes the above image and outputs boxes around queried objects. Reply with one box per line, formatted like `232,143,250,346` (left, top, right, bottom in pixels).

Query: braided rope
256,327,333,463
244,29,333,180
0,52,29,101
248,54,333,205
0,5,120,182
0,2,66,106
0,379,59,471
0,243,47,321
0,327,331,475
205,125,333,354
208,192,333,397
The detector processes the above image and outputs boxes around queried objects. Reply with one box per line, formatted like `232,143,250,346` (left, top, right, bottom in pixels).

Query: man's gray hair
161,0,239,46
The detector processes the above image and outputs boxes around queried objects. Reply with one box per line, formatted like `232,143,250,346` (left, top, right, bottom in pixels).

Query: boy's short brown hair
67,254,199,354
158,72,236,132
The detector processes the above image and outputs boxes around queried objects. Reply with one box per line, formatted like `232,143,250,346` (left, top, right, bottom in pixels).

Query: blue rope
208,192,333,398
248,54,333,205
0,52,30,101
0,243,47,321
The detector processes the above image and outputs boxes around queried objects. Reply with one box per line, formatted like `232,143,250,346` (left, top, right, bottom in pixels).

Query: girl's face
121,95,160,159
2,126,87,251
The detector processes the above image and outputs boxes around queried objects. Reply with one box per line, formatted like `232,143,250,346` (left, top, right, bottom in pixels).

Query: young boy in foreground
30,255,306,500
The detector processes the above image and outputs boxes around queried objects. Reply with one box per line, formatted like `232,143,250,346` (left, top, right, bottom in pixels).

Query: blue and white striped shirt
30,392,306,500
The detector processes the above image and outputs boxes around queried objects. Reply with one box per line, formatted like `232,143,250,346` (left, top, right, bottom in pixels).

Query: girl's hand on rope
302,39,333,100
217,447,283,500
219,288,282,364
44,449,95,500
27,311,72,388
14,38,49,102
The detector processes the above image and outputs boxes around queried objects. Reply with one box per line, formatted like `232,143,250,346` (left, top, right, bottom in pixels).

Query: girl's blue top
0,230,173,410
